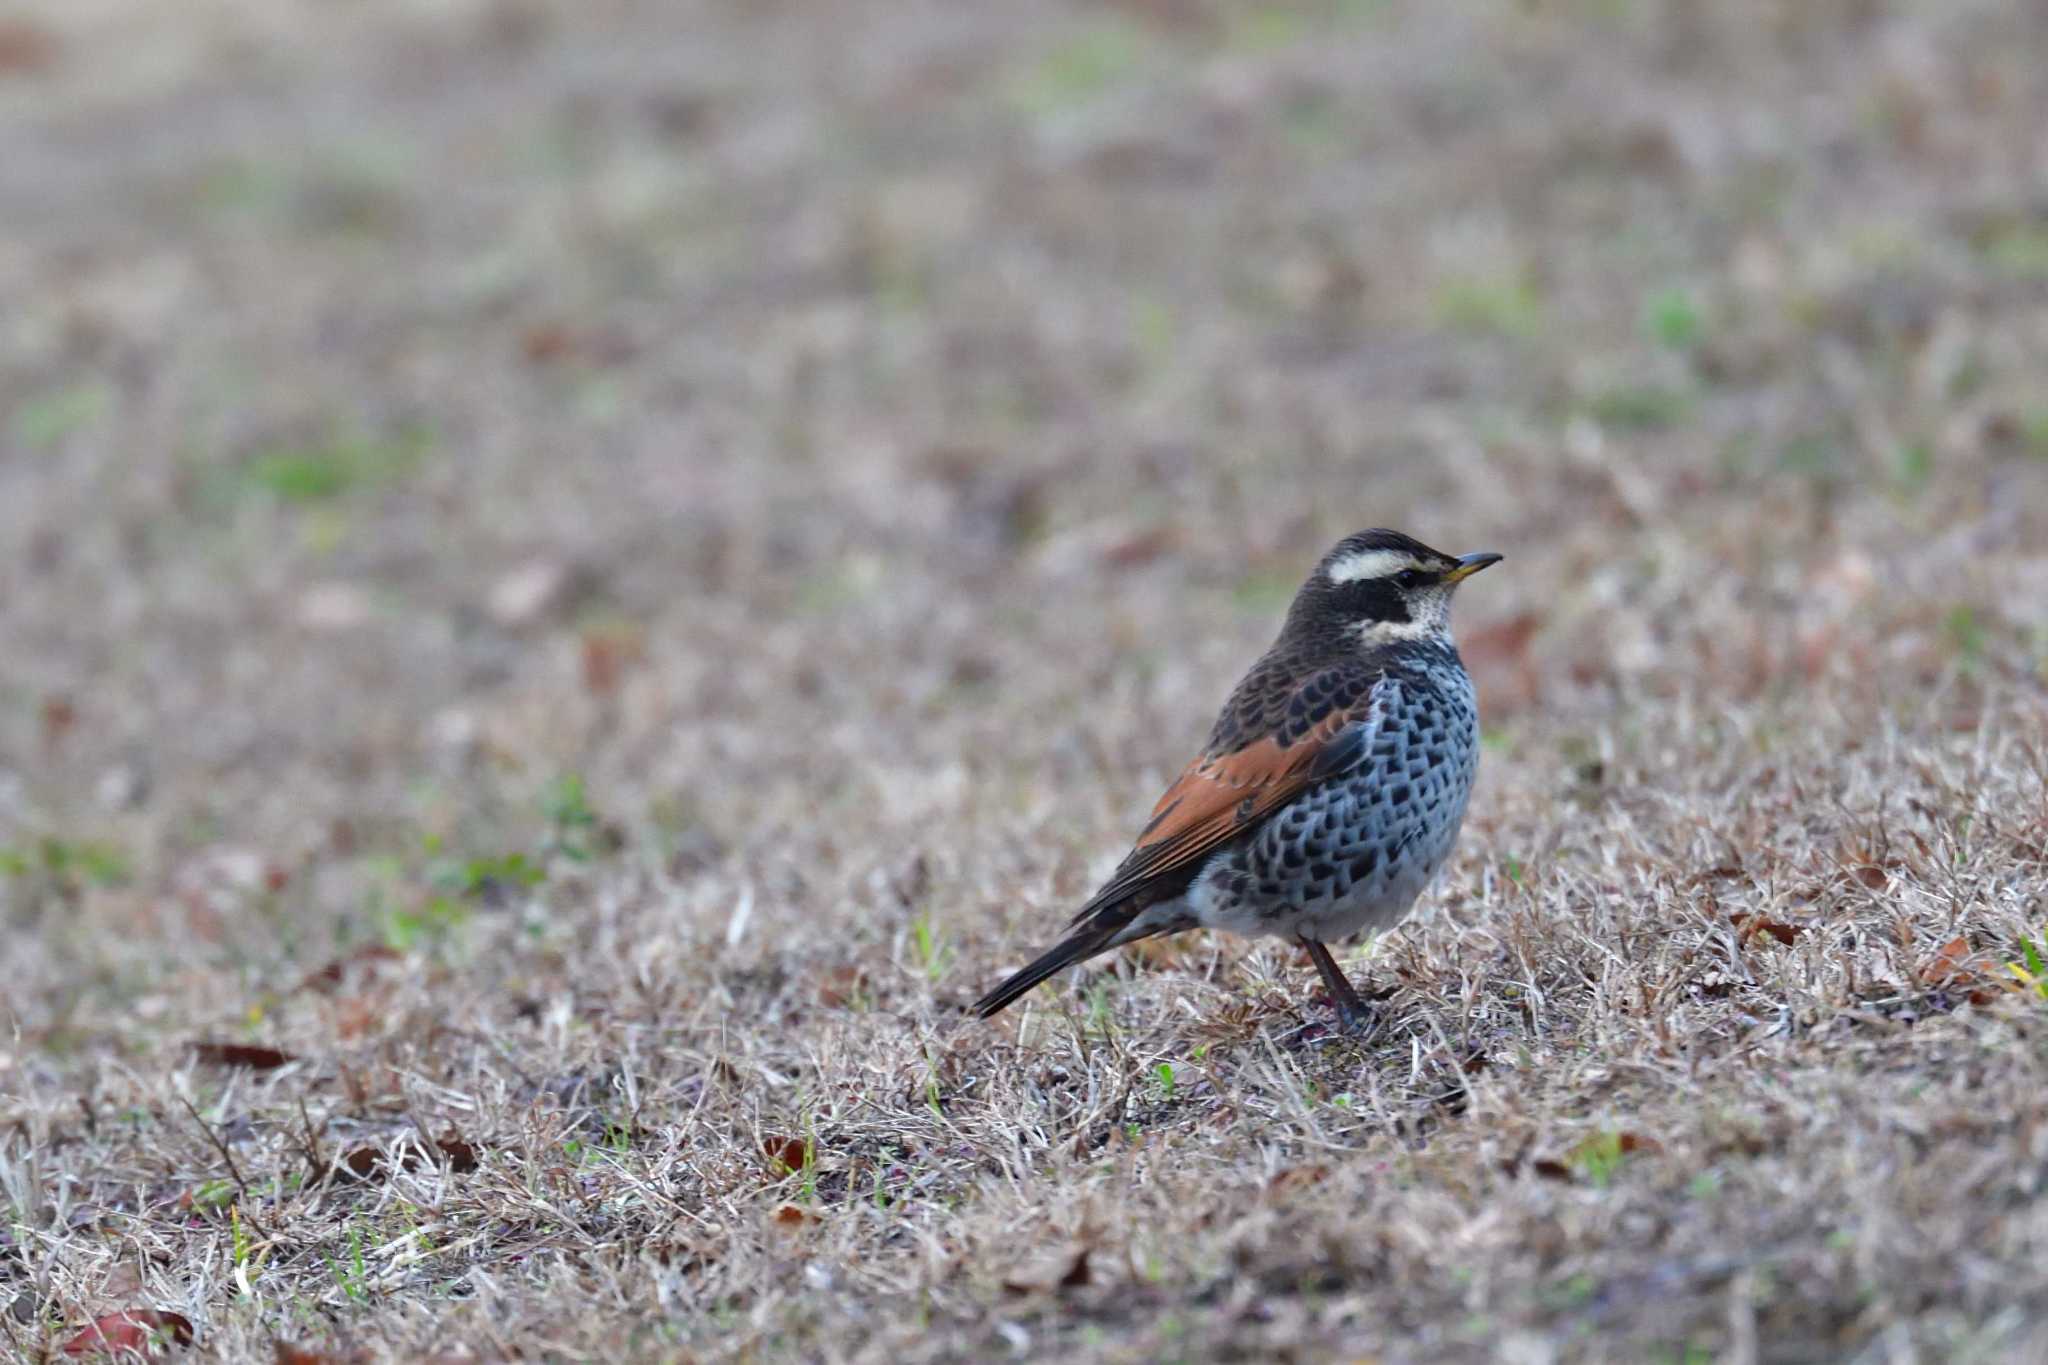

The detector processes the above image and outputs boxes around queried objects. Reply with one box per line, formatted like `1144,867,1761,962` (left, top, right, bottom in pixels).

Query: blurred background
3,0,2047,970
7,4,2048,1358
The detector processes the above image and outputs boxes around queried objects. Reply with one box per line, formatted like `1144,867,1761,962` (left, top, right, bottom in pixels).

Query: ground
4,0,2048,1360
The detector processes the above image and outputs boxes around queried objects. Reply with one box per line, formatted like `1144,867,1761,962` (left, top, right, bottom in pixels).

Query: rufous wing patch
1128,735,1313,863
1071,686,1386,923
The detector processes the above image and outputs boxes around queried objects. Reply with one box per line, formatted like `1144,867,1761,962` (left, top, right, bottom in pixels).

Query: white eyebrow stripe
1325,548,1417,584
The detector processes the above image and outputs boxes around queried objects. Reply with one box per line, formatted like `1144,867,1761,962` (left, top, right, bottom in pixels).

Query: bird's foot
1333,1000,1381,1041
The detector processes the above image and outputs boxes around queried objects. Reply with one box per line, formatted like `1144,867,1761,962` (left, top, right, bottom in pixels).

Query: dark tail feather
972,920,1132,1018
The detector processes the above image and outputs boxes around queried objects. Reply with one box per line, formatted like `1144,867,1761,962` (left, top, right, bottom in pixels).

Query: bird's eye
1393,569,1423,589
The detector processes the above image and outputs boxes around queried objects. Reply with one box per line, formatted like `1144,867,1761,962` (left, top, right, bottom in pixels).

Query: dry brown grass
5,0,2048,1360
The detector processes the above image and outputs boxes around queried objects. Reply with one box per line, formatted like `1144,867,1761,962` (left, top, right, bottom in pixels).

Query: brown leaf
579,624,646,697
434,1135,481,1172
520,322,576,365
330,996,382,1042
520,322,634,368
816,964,871,1008
761,1135,807,1178
274,1345,345,1365
1100,526,1179,568
271,1350,410,1365
41,693,76,750
1729,912,1802,946
1920,936,2001,1004
1922,936,1971,984
1510,1135,1661,1183
1265,1165,1330,1197
333,1147,383,1180
769,1202,817,1227
1848,864,1889,891
0,18,57,76
1462,611,1540,666
191,1042,295,1070
299,943,402,993
325,1133,481,1183
61,1310,194,1357
1461,612,1544,716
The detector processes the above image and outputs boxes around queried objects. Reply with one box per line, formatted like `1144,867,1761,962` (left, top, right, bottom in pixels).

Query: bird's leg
1299,937,1373,1035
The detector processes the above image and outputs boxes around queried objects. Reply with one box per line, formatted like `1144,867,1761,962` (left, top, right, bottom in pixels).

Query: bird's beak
1443,551,1504,585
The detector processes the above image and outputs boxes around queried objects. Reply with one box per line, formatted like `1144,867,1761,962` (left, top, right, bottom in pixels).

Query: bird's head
1290,529,1502,649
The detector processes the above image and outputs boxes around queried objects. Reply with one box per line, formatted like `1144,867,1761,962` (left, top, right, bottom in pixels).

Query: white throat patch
1355,616,1436,646
1325,548,1420,584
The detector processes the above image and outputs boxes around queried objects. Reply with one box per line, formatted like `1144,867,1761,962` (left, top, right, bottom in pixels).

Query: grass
1434,273,1544,338
1005,20,1151,116
10,380,111,449
1642,287,1703,352
240,426,432,504
5,0,2048,1360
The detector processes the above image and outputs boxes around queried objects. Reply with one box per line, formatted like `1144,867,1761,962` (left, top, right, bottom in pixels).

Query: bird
971,528,1502,1032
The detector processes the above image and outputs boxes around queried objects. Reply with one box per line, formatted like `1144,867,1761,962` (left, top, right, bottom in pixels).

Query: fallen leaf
579,623,646,696
816,964,871,1008
325,1133,481,1182
60,1310,193,1357
434,1135,481,1172
520,322,576,364
0,18,57,76
190,1042,295,1070
1922,936,1971,984
273,1345,342,1365
1848,864,1889,891
761,1135,808,1178
1100,526,1179,568
41,693,76,749
330,995,382,1042
1920,936,2001,1004
1461,612,1544,716
1265,1165,1330,1197
1729,913,1803,946
299,944,402,993
333,1147,383,1180
520,322,634,367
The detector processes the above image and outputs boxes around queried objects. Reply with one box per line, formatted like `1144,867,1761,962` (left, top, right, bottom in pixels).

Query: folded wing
970,669,1393,1018
1071,669,1394,925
